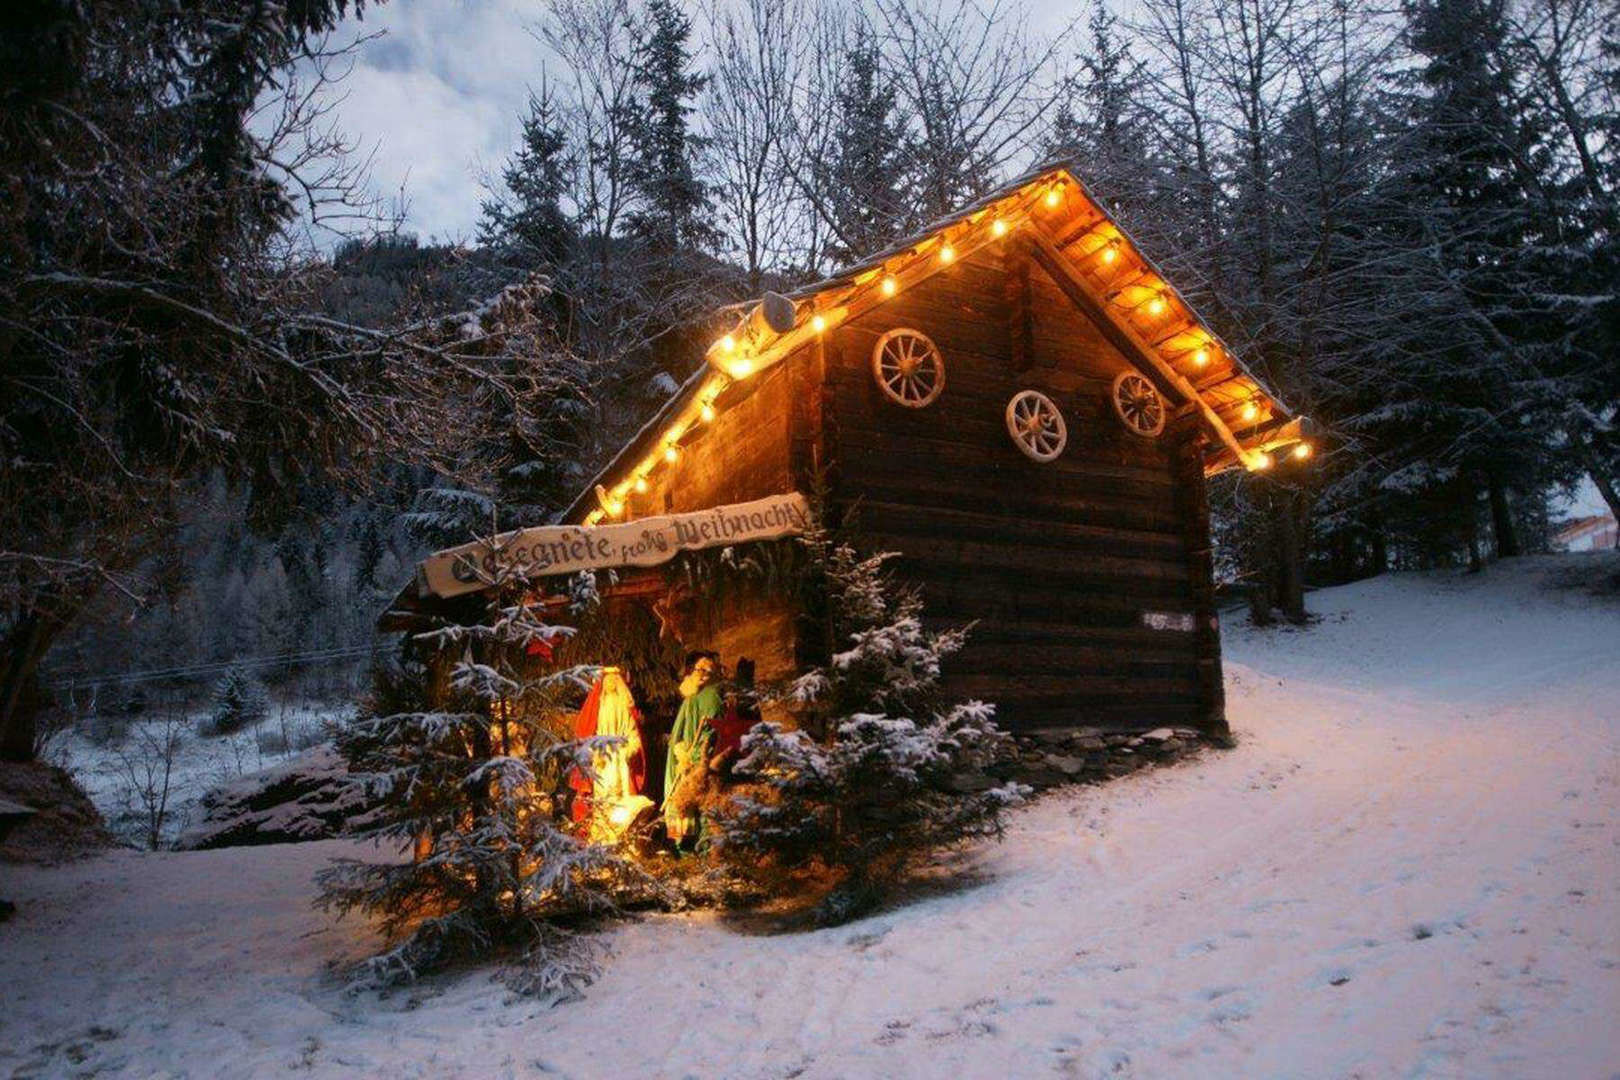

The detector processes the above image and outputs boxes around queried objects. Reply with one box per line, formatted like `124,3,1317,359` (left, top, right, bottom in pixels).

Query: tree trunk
1276,489,1307,623
1368,512,1389,576
0,607,63,762
1486,472,1520,558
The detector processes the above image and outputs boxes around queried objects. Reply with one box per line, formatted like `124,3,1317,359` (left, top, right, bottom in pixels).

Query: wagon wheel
872,328,946,408
1110,370,1166,438
1005,389,1068,462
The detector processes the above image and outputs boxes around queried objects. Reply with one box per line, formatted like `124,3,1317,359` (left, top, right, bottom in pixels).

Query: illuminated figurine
663,652,722,847
569,667,651,838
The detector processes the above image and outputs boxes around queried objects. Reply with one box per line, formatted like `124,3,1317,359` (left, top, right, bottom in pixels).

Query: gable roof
562,164,1307,525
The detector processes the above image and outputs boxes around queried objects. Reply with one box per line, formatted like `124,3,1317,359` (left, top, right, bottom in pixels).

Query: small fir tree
317,548,644,994
209,665,269,735
710,525,1023,924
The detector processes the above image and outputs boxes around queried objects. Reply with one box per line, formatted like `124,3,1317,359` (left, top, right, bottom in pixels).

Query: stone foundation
991,726,1217,791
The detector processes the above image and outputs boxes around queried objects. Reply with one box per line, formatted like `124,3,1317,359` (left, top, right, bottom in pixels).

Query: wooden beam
1203,416,1314,476
1023,227,1253,468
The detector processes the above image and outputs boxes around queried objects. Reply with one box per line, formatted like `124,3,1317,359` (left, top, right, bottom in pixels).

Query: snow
3,554,1617,1078
46,704,343,849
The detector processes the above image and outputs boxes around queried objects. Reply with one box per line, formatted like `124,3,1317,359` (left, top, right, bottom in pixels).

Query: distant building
1553,513,1617,552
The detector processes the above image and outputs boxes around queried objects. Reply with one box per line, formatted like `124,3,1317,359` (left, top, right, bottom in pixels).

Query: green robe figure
664,657,722,847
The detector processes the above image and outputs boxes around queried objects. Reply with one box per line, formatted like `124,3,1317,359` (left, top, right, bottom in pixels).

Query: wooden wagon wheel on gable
1110,370,1167,438
1005,389,1068,462
871,327,946,408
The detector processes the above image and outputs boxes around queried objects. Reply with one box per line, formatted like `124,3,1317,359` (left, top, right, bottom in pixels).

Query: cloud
325,0,543,243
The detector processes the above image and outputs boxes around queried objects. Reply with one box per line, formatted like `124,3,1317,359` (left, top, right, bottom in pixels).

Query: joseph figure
663,654,722,846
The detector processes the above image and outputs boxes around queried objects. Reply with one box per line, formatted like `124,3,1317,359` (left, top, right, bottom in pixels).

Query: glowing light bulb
664,443,679,463
730,357,754,377
810,314,827,333
881,275,898,297
1292,442,1312,461
1251,452,1272,471
700,401,716,422
939,244,956,264
1045,187,1061,209
719,334,736,352
1194,347,1210,367
1101,243,1118,265
633,475,648,494
606,497,624,516
991,218,1008,238
1147,292,1166,316
1242,400,1261,422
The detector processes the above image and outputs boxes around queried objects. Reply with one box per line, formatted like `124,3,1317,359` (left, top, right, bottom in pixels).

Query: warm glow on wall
567,168,1300,515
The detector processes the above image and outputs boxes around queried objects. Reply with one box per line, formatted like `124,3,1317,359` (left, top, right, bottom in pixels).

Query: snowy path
3,557,1617,1078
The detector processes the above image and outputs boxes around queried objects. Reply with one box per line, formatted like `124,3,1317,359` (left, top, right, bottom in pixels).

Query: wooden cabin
388,166,1307,738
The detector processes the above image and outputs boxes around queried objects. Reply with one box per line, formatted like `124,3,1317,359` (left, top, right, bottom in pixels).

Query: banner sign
418,492,812,599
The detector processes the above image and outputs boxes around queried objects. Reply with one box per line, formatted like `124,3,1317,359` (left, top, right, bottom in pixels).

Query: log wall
817,248,1222,733
619,362,803,692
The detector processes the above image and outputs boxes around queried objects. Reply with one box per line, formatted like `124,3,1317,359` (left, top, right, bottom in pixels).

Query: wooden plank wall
820,249,1218,733
619,364,802,693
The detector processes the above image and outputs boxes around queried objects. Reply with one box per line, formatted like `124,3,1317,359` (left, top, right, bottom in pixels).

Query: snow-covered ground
46,703,342,848
3,555,1617,1078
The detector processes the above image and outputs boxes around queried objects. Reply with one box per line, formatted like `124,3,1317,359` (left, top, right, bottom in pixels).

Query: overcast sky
319,0,1081,244
326,0,549,243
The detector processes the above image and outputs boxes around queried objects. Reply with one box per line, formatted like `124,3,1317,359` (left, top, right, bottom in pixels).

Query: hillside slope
2,555,1616,1078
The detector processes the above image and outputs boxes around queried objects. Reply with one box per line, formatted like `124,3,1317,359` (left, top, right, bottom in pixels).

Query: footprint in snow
874,1018,912,1045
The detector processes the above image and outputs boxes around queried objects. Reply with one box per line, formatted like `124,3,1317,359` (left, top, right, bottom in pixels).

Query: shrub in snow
317,546,649,994
208,667,268,735
709,525,1023,924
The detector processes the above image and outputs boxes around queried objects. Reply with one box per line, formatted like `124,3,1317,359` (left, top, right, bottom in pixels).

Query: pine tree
210,666,269,735
1367,0,1557,559
815,36,911,265
317,548,644,993
625,0,716,255
1045,2,1154,214
709,526,1023,924
479,85,577,269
